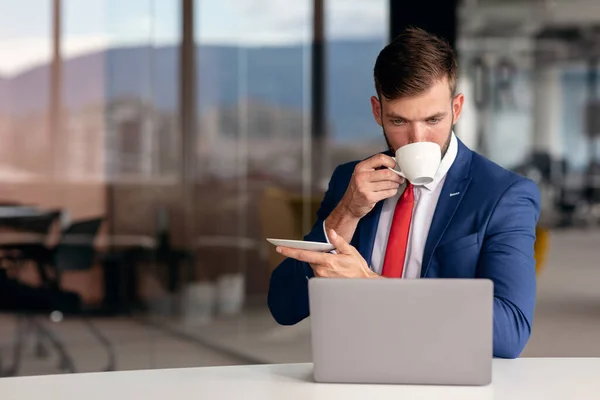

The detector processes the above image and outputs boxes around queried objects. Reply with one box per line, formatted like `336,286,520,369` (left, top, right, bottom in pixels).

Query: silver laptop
308,278,493,385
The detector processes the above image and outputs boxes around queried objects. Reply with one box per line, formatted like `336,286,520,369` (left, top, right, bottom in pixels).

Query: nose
407,123,428,144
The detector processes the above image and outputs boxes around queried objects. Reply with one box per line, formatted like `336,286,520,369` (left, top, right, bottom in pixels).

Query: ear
452,93,465,125
371,96,383,126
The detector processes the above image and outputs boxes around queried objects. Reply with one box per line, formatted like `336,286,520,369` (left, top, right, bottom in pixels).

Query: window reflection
326,0,389,170
0,0,52,179
193,0,312,299
104,0,180,181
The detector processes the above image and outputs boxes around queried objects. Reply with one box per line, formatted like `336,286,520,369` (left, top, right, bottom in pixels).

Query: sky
0,0,387,77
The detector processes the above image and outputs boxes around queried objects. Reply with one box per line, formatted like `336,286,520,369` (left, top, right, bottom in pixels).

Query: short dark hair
374,27,458,100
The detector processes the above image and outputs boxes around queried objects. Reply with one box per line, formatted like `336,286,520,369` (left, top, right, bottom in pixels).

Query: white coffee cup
388,142,441,185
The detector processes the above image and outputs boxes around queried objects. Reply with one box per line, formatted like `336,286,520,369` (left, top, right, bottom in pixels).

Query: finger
328,229,356,256
366,180,401,192
365,169,404,184
277,247,330,265
386,168,406,184
372,188,399,202
356,154,396,171
313,265,330,277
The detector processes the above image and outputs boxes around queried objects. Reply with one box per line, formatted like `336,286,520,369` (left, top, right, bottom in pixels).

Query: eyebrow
385,111,448,122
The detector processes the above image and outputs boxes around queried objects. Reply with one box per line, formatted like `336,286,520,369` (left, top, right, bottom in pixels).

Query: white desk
1,358,598,400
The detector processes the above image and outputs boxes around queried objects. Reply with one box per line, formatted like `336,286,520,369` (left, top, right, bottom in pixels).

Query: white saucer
266,238,335,252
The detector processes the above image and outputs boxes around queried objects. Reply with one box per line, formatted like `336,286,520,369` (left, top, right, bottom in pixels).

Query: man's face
370,78,464,157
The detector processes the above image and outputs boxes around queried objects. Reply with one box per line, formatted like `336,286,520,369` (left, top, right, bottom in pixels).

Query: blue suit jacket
267,138,541,359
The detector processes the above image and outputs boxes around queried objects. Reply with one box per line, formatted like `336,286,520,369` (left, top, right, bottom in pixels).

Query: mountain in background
0,39,386,142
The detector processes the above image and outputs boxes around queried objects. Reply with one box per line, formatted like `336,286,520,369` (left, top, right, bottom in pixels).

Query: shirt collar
420,131,458,192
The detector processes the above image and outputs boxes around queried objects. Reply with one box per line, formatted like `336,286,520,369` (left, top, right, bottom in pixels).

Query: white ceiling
459,0,600,37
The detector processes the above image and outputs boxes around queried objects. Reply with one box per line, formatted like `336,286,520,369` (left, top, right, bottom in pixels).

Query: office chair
0,218,116,377
0,210,61,273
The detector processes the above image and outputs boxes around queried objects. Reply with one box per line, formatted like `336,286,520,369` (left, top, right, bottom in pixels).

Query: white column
454,74,479,150
532,65,563,159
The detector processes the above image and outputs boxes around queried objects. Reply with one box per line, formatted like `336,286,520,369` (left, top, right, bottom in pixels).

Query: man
267,27,540,359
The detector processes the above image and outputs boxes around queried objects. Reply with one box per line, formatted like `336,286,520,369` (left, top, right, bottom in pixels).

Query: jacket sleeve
267,166,344,325
477,178,541,358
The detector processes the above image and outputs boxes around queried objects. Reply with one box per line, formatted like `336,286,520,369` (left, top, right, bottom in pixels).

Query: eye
427,117,441,124
391,119,406,126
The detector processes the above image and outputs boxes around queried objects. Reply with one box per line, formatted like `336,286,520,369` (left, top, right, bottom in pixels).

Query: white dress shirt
324,133,458,278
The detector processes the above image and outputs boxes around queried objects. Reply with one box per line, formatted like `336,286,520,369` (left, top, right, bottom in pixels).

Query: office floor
1,229,599,377
523,229,600,357
0,316,243,377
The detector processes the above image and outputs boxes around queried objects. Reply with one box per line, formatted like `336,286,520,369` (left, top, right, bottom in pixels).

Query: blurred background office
1,0,600,377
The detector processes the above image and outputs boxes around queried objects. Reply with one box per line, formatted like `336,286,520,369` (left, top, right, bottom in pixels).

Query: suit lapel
421,140,473,277
357,200,384,267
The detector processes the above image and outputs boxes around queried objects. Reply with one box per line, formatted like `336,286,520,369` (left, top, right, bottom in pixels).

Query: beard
382,119,454,159
439,127,453,158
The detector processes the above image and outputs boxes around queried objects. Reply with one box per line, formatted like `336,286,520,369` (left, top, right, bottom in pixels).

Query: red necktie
381,183,414,278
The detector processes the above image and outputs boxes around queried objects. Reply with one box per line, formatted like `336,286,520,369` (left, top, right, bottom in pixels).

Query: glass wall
0,0,52,179
0,0,320,376
326,0,389,170
192,0,313,306
0,0,187,376
104,0,180,181
456,29,535,169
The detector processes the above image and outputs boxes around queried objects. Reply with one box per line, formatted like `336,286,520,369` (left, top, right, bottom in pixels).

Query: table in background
1,358,598,399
